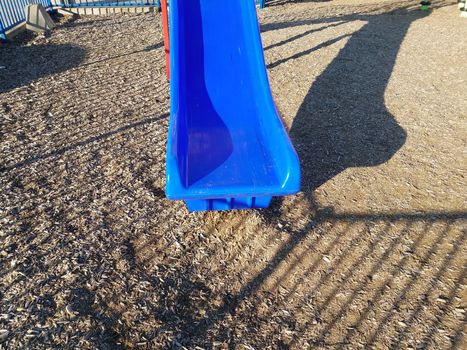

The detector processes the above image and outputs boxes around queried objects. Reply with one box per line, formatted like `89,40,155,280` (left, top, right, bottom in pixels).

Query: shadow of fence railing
137,207,466,348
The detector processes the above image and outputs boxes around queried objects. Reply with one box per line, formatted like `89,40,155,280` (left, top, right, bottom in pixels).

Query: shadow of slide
159,6,436,347
289,8,430,193
0,44,86,93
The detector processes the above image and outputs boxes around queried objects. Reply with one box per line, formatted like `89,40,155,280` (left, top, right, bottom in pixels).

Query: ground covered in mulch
0,0,466,349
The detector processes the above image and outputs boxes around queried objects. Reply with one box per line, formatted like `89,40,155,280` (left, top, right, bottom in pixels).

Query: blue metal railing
51,1,160,8
0,0,52,40
0,15,6,41
1,0,265,42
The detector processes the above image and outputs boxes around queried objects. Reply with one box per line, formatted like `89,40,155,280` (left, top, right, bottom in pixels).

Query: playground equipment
1,0,297,212
160,0,266,80
0,0,51,41
164,0,300,211
25,4,55,34
0,1,160,41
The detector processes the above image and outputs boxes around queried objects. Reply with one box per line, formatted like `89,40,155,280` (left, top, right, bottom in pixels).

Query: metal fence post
0,19,6,42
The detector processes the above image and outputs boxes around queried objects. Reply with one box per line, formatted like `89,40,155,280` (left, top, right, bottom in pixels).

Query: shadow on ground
160,210,466,348
152,3,466,349
264,0,333,8
288,8,419,193
0,44,86,93
1,2,465,349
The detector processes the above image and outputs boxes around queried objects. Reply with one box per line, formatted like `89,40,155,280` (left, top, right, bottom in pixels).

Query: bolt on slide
165,0,300,211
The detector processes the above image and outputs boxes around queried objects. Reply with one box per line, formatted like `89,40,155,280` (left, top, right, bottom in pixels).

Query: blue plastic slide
165,0,300,211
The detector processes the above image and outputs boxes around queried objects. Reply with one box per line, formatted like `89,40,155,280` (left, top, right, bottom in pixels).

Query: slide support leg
161,0,170,80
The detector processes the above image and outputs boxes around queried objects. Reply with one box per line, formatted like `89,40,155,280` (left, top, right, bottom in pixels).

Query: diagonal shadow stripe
1,113,169,173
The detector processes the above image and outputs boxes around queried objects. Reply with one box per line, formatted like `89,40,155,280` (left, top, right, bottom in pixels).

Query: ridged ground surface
0,0,466,349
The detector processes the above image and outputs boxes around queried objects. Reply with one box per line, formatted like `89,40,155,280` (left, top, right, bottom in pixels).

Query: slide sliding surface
166,0,300,211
